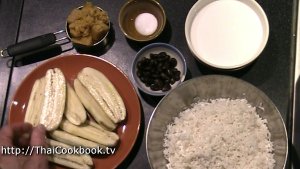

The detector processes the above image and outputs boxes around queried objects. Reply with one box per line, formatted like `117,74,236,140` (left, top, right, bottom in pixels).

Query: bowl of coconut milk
185,0,269,69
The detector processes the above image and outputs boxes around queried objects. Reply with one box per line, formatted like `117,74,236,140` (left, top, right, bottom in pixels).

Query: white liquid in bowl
190,0,264,68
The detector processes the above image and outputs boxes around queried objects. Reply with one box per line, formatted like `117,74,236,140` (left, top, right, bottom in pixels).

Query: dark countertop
0,0,297,168
0,0,23,124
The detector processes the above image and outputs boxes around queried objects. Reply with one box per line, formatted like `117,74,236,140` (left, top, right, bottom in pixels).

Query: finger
30,124,46,147
0,123,31,147
11,123,33,136
17,132,32,147
11,123,33,147
28,124,49,169
0,126,14,146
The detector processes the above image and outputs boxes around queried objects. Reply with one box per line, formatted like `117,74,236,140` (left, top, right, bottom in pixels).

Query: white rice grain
163,98,275,169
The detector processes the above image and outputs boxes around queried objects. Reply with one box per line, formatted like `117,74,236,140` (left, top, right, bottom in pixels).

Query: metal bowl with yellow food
66,2,111,51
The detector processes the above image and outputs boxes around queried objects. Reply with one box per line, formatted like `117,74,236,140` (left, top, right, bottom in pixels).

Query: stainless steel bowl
65,6,110,51
146,75,287,169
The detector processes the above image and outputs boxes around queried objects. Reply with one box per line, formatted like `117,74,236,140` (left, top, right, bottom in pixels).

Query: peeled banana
78,67,126,123
48,155,90,169
65,83,87,125
24,77,46,126
49,130,104,149
86,120,112,132
60,119,119,147
40,68,66,131
48,139,93,166
74,79,116,130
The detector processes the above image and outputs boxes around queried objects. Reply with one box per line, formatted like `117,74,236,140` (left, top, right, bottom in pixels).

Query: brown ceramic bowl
9,54,141,169
119,0,166,42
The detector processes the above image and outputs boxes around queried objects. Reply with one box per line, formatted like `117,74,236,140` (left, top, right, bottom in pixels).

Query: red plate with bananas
9,54,141,169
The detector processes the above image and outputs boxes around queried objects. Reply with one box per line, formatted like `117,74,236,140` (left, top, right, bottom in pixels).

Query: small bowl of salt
118,0,166,42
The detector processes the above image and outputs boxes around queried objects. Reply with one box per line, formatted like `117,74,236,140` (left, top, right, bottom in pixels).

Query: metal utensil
0,30,67,58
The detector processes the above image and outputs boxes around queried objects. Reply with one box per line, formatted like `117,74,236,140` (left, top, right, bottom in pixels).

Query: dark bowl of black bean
131,43,187,96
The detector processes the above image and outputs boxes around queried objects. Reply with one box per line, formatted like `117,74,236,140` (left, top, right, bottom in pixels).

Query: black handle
7,33,56,57
13,44,62,67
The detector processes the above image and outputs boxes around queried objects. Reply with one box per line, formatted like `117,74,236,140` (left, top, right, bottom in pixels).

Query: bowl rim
184,0,269,69
131,42,187,96
118,0,166,42
65,5,111,47
145,75,288,169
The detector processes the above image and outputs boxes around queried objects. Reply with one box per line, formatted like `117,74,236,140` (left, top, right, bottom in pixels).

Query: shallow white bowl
185,0,269,69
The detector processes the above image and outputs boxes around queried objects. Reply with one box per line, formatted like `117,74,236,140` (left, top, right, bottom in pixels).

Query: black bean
137,53,182,92
160,72,169,80
140,57,146,62
152,73,159,78
144,66,151,71
145,82,151,87
159,52,167,57
140,57,148,64
137,71,142,77
154,79,164,89
150,68,156,73
157,62,163,69
162,83,171,91
164,79,170,84
150,83,160,91
137,62,143,69
174,73,180,81
143,71,150,77
170,78,175,84
157,56,164,62
166,69,172,76
162,62,170,70
171,68,178,73
173,70,180,77
140,77,146,83
150,53,156,59
146,78,154,85
163,56,168,61
149,59,154,66
157,66,162,73
170,58,177,67
166,54,170,61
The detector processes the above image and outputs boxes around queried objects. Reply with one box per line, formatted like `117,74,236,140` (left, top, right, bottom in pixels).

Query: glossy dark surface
0,0,23,124
0,0,297,168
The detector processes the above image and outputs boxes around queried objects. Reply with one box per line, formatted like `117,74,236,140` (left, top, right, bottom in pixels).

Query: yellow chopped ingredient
67,2,109,46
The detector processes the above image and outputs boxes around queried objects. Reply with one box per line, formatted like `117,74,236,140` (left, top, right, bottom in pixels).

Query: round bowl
119,0,166,42
66,4,111,51
132,43,187,96
146,75,287,169
185,0,269,69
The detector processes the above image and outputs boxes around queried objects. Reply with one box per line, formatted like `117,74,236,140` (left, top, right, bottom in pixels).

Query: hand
0,123,48,169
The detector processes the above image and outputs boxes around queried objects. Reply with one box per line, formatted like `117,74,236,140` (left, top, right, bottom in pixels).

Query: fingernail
22,133,30,139
36,124,46,132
